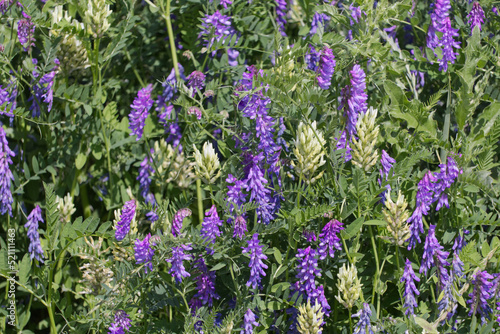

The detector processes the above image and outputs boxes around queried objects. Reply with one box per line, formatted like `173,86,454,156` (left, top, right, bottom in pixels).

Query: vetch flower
341,64,368,137
243,309,259,334
129,84,154,141
233,215,248,240
351,107,379,172
200,205,224,253
468,271,494,322
198,10,237,52
0,82,17,120
134,233,155,274
115,200,136,241
187,106,202,120
29,60,59,117
316,47,335,90
335,130,352,162
156,65,186,113
353,303,374,334
189,258,219,309
310,12,330,36
438,17,460,72
378,150,396,202
187,71,206,96
467,2,485,33
297,300,324,334
0,127,14,216
336,263,362,310
193,141,221,184
420,225,450,289
242,233,268,289
167,244,192,284
291,121,326,183
407,171,436,249
24,205,45,262
17,18,35,51
172,208,191,237
295,247,321,296
275,0,288,36
244,153,273,224
137,152,154,203
226,174,247,215
108,310,131,333
318,219,344,260
401,258,420,315
227,48,239,66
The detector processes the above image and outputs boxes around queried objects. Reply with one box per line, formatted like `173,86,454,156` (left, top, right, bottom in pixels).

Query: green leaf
342,217,364,240
18,254,31,286
273,247,282,265
75,153,87,170
32,156,39,174
210,262,226,271
414,317,438,334
364,220,387,226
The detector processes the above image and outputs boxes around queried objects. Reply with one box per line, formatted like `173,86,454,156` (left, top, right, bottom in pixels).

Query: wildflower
433,156,461,209
295,247,321,296
84,0,112,38
467,2,485,33
24,205,45,262
305,46,321,71
227,48,239,66
335,130,352,162
172,208,192,237
303,229,317,242
134,233,155,274
244,153,274,224
310,284,331,316
468,271,494,322
242,233,268,289
115,200,137,241
187,71,206,96
382,191,410,247
167,244,192,284
438,18,460,72
378,150,396,202
341,65,368,137
198,10,237,52
187,106,202,120
56,193,76,223
407,171,436,249
190,258,219,309
233,215,248,240
108,323,124,334
452,229,469,252
129,84,154,141
336,263,362,310
401,259,420,315
291,121,326,183
0,127,14,216
156,65,186,112
353,303,374,334
193,141,221,184
17,18,35,51
275,0,288,36
200,205,224,253
316,47,335,90
108,310,131,333
243,309,259,334
318,219,344,260
420,225,450,289
351,107,379,172
137,152,154,203
310,12,330,36
451,252,464,279
349,4,363,24
297,300,324,334
0,83,17,119
226,174,247,215
29,60,58,117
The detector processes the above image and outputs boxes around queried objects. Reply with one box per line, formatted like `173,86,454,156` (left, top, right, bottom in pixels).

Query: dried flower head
291,121,326,183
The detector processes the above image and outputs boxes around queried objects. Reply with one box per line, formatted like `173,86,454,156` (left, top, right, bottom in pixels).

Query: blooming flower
291,121,326,183
243,309,259,334
316,47,335,90
295,247,321,296
172,208,192,237
115,200,136,241
129,84,154,141
0,83,17,120
468,271,494,322
438,17,460,72
167,244,192,284
24,205,45,262
378,150,396,202
29,60,58,117
187,106,202,120
0,127,14,216
156,65,186,113
198,10,237,52
335,130,352,162
275,0,288,36
245,153,274,224
137,152,154,203
189,258,219,309
193,142,221,184
341,64,368,137
134,233,155,274
351,107,380,172
227,48,239,66
353,303,374,334
383,191,411,246
17,18,35,51
349,4,363,24
318,219,344,260
310,12,330,36
233,215,248,240
113,310,131,331
226,174,247,215
407,171,436,249
336,263,362,310
242,233,268,289
187,71,206,96
420,225,450,288
401,259,420,315
297,300,324,334
467,2,485,33
305,45,320,71
200,205,224,253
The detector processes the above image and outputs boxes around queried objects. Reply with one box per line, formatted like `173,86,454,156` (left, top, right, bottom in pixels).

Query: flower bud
56,193,76,223
291,121,326,183
336,263,363,310
382,190,410,246
297,300,324,334
193,141,221,184
84,0,112,38
351,107,380,172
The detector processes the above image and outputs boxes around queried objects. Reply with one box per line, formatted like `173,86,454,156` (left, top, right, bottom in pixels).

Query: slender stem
164,0,180,81
368,226,380,317
196,179,203,225
441,73,452,163
348,308,353,334
296,173,303,208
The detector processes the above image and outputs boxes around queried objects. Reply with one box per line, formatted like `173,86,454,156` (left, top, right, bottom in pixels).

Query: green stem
348,308,353,334
164,0,180,81
441,73,452,163
369,226,380,317
196,179,203,225
296,173,303,208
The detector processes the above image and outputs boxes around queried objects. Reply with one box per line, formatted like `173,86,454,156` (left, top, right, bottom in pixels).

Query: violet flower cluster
200,205,223,253
467,2,485,33
29,59,58,117
316,47,335,90
295,246,321,299
340,64,368,137
24,205,44,262
310,12,330,36
18,17,35,51
275,0,288,37
137,151,157,221
305,45,320,71
198,10,237,54
187,71,206,96
245,153,274,224
378,150,396,202
134,233,155,274
156,65,185,113
401,258,420,315
233,215,248,240
226,174,247,216
318,219,344,260
243,309,259,334
167,244,192,284
189,258,219,310
0,82,17,120
129,84,154,141
0,127,14,216
353,303,373,334
335,130,352,162
468,271,494,322
420,225,450,288
242,233,268,289
115,200,136,241
172,208,191,237
108,310,131,334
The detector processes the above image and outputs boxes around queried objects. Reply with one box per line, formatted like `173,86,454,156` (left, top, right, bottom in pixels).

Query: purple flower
220,0,232,9
335,130,352,162
244,153,273,224
187,71,206,96
172,208,192,237
349,4,363,24
493,7,499,16
243,309,259,334
115,200,136,241
189,258,219,309
187,106,202,120
0,127,14,216
108,323,124,334
233,215,248,240
318,219,344,260
401,259,420,315
451,252,464,279
407,171,436,249
156,65,186,112
24,205,44,262
167,244,192,284
0,83,17,119
316,47,335,90
467,2,485,32
353,303,373,334
310,12,330,36
452,229,469,252
200,205,224,253
29,61,58,117
242,233,268,289
226,174,247,215
113,310,131,332
275,0,288,36
420,225,450,288
0,1,12,15
198,10,237,52
303,229,317,242
129,84,154,141
166,122,183,151
310,284,331,316
227,48,239,66
438,18,460,72
430,0,451,32
379,150,396,180
305,46,321,71
341,65,368,137
137,152,154,203
17,18,35,51
468,271,494,322
134,233,155,274
295,246,321,296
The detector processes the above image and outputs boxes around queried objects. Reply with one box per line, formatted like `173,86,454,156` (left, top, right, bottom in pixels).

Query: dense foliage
1,0,500,333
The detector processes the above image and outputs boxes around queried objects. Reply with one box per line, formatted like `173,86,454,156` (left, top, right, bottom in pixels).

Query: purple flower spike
189,258,219,310
24,205,44,262
113,310,131,332
242,233,268,289
0,127,15,216
226,174,247,215
401,259,420,315
316,47,336,90
295,246,321,296
349,4,363,24
243,309,259,334
305,46,321,71
172,208,192,237
318,219,344,260
0,83,17,120
420,225,450,289
275,0,288,36
310,12,330,36
138,153,154,203
200,205,224,253
187,71,206,96
108,323,124,334
407,171,436,249
379,150,396,180
17,18,35,51
353,303,374,334
134,233,155,274
156,65,186,112
468,2,485,33
199,10,237,53
335,130,352,162
468,271,494,323
438,18,460,72
228,48,239,66
341,64,368,137
129,84,154,141
115,200,136,241
233,215,248,240
167,244,192,284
